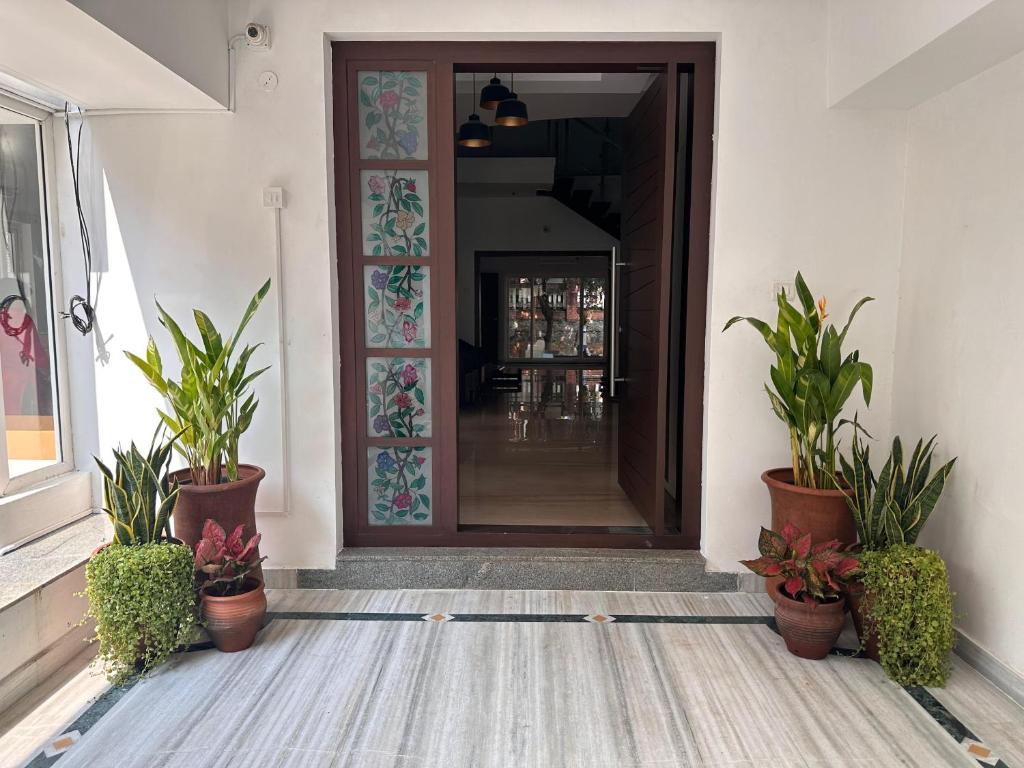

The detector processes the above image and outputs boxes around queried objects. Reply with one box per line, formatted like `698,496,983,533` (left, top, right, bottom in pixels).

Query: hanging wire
61,102,95,335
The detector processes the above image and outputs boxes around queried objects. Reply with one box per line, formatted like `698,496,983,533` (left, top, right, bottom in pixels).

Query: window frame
0,92,74,496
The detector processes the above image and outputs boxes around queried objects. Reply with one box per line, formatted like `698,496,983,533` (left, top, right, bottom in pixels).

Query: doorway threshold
298,548,737,592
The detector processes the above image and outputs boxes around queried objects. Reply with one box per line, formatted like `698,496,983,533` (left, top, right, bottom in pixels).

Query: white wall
891,49,1024,677
69,0,229,106
827,0,990,104
457,196,618,343
0,0,225,110
43,0,910,573
827,0,1024,109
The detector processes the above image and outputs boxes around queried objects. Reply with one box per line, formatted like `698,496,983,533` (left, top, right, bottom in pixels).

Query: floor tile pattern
27,590,1019,768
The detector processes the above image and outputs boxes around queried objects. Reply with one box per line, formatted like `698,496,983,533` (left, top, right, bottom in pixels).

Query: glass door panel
503,274,607,361
506,277,532,358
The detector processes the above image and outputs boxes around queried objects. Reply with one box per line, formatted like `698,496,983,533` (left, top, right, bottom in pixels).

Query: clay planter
762,468,856,600
200,578,267,653
773,585,846,660
846,580,880,662
169,464,265,551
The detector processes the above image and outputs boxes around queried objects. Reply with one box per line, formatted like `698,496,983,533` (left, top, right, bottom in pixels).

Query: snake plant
95,426,180,545
724,272,874,489
839,429,956,550
126,279,271,485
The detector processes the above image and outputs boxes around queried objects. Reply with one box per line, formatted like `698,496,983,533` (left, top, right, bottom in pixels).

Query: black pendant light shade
457,113,491,147
479,75,510,110
495,91,528,126
458,73,492,148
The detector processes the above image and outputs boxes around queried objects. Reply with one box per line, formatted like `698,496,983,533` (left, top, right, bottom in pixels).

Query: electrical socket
771,281,795,301
262,187,284,209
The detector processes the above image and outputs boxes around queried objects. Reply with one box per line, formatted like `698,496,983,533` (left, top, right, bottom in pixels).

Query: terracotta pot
773,585,846,660
169,464,265,551
762,468,856,600
847,580,880,662
200,578,267,653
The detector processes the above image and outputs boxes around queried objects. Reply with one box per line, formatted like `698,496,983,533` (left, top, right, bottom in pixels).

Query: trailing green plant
94,426,181,545
838,428,956,550
126,279,271,486
84,542,197,684
861,545,954,686
724,272,874,489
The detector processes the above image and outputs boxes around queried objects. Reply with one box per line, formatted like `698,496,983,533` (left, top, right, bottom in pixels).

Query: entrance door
616,73,674,532
333,43,714,548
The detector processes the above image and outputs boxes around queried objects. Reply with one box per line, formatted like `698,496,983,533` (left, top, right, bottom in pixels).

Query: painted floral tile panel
367,446,432,525
366,357,432,438
364,265,431,348
360,170,430,257
357,70,428,160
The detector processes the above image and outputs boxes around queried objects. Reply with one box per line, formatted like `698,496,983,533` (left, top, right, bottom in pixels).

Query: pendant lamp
479,74,510,110
495,72,528,127
458,73,492,148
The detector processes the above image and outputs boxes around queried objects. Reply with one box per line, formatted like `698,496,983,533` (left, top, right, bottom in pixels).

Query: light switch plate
262,187,284,208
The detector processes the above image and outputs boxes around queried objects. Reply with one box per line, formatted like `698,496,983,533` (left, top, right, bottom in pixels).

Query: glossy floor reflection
458,367,648,528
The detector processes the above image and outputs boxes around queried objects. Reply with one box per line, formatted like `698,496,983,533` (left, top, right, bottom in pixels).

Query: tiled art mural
357,70,428,160
363,265,430,348
366,357,432,438
360,170,429,257
367,446,432,525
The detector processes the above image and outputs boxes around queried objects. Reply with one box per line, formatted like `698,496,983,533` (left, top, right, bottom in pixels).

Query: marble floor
458,368,648,528
10,589,1024,767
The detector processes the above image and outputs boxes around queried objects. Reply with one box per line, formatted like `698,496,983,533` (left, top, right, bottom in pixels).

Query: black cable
61,102,95,335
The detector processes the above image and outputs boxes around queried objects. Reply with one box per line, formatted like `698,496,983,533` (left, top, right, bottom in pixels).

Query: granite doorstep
298,547,738,592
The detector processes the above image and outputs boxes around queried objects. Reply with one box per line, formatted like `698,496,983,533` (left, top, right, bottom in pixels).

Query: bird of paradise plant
126,279,271,486
724,272,874,489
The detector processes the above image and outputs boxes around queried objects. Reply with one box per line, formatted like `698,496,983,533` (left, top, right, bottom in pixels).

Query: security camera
244,22,270,49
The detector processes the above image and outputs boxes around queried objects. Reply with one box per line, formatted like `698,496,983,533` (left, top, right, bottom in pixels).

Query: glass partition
504,274,606,361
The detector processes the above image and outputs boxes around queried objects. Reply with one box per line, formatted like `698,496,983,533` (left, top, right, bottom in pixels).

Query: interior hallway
458,368,648,528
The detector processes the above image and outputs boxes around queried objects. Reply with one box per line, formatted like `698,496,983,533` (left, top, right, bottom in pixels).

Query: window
0,95,69,493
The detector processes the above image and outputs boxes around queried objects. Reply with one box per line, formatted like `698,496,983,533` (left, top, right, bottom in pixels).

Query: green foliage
840,428,956,551
861,545,954,686
85,543,197,684
126,279,271,485
94,426,180,545
724,272,874,489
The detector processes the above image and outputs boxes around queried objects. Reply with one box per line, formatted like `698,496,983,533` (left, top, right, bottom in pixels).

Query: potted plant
126,279,271,551
194,519,268,652
741,524,860,659
860,545,954,685
838,429,956,659
85,428,196,683
725,273,874,555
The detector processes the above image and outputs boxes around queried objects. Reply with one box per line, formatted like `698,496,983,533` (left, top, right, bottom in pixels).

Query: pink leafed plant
740,523,860,604
194,519,267,596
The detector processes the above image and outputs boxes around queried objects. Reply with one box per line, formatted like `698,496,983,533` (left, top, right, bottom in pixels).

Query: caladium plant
194,519,266,596
740,523,860,604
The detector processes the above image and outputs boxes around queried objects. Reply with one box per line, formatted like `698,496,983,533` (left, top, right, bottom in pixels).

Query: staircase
539,175,621,239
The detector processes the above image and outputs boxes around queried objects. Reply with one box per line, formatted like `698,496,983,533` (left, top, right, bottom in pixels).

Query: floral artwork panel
366,357,432,438
360,170,429,257
367,446,432,525
357,70,428,160
364,265,431,348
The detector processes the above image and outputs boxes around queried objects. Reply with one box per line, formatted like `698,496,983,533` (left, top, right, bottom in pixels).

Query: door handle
609,247,629,397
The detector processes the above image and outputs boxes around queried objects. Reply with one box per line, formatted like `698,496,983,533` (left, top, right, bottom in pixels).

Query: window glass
0,106,61,481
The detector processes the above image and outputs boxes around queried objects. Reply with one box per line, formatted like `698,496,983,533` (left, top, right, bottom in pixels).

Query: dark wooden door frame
332,42,715,549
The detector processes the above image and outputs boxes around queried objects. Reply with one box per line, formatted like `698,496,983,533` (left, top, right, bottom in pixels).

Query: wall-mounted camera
244,22,271,49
